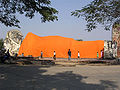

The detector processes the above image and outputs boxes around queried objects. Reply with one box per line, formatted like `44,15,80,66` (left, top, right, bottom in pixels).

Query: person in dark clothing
6,49,10,57
68,49,71,60
2,49,10,63
4,49,10,60
14,53,18,60
41,51,43,58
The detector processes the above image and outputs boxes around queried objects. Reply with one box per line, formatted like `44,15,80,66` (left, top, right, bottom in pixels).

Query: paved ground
0,64,120,90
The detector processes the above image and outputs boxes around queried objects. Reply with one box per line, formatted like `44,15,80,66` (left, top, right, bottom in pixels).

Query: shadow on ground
0,65,118,90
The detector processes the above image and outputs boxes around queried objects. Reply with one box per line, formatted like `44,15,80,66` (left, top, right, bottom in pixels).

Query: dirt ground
0,64,120,90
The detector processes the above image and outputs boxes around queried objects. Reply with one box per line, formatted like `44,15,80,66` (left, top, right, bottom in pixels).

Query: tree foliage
0,38,4,50
71,0,120,31
0,0,58,28
76,39,83,41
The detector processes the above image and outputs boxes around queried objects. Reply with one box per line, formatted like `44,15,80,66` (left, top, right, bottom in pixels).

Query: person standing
6,49,10,57
53,51,56,60
41,51,43,58
101,50,103,59
14,53,18,60
3,49,10,63
78,51,80,59
22,53,24,57
68,49,71,60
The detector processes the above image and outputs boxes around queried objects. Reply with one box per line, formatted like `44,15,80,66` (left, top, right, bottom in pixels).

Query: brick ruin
112,20,120,58
104,20,120,59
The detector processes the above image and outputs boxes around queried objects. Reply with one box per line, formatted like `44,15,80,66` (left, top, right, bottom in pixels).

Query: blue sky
0,0,112,41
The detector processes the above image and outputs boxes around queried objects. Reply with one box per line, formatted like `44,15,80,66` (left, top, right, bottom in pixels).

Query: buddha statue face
6,30,23,44
4,30,23,55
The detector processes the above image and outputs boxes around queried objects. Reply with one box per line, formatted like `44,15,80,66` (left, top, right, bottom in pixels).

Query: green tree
0,38,4,50
71,0,120,31
0,0,58,28
76,39,83,41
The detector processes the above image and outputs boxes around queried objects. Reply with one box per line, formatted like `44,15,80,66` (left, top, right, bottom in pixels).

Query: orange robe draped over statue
18,32,104,58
